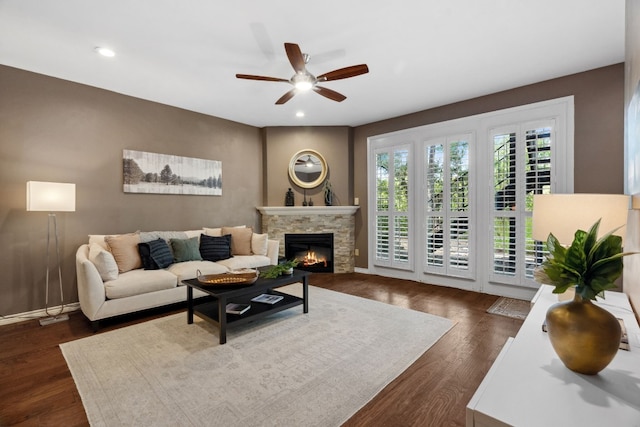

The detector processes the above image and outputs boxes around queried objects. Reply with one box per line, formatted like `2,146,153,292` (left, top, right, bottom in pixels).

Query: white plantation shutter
424,134,474,278
373,145,413,270
490,122,553,287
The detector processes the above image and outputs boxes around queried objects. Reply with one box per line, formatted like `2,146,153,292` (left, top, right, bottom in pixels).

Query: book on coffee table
251,294,284,305
226,303,251,315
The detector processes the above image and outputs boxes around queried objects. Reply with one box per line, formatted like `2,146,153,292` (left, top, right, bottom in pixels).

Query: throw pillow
202,227,222,237
137,243,158,270
105,233,142,273
149,238,174,268
88,242,119,281
221,226,253,255
203,225,246,237
138,238,174,270
251,233,269,256
170,237,203,262
199,234,232,261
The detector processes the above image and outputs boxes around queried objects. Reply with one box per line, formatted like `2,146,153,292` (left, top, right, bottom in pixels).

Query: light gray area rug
60,285,453,427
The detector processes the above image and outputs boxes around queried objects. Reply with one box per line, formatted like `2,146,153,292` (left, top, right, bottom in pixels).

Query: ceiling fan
236,42,369,105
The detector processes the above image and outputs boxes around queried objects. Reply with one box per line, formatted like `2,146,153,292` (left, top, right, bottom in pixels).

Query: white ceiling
0,0,626,128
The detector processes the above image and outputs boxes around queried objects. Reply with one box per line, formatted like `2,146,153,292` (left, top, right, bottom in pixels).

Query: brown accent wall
0,65,263,316
0,62,625,315
262,127,351,207
353,64,625,268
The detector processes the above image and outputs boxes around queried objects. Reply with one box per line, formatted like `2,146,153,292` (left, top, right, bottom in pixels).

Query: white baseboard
0,303,81,326
354,267,370,274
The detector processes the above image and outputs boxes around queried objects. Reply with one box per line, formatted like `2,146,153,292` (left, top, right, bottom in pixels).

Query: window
373,145,412,269
424,134,473,278
490,123,553,287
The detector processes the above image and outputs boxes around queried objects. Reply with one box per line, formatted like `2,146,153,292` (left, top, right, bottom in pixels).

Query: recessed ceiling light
94,47,115,57
296,111,305,118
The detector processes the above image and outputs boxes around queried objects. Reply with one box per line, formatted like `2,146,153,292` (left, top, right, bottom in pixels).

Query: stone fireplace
257,206,359,273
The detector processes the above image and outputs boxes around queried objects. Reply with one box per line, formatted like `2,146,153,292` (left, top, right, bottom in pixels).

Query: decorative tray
196,269,259,286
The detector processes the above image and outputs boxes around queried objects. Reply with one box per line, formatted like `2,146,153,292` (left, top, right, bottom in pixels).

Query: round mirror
288,149,328,189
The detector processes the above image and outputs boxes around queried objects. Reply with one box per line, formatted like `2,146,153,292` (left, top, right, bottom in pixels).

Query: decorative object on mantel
308,198,314,206
261,259,299,278
323,180,333,206
302,188,308,206
534,220,633,374
285,188,295,206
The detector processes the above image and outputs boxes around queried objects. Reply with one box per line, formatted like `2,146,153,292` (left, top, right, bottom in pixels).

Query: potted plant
534,219,635,374
260,259,299,279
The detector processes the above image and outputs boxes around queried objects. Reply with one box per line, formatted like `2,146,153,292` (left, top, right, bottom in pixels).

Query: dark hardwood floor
0,273,523,427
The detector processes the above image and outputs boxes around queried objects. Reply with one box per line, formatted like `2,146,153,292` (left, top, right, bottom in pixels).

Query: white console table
466,285,640,427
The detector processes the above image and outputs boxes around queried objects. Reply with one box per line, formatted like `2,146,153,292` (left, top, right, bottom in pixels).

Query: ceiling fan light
305,155,313,167
295,80,313,91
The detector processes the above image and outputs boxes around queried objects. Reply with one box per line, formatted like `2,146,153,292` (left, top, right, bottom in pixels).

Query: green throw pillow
170,237,203,262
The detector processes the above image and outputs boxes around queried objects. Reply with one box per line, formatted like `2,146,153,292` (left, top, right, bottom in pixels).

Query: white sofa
75,227,279,329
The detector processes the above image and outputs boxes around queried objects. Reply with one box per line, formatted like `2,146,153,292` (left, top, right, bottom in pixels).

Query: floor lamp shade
532,194,630,246
26,181,76,212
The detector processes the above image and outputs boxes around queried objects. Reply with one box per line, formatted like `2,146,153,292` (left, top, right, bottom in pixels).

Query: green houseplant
260,259,299,279
534,219,635,374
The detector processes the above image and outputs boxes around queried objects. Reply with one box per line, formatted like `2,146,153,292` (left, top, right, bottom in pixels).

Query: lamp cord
45,213,65,318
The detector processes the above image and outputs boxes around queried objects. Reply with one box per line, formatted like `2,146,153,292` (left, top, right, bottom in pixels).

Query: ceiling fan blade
317,64,369,82
275,89,297,105
236,74,289,83
313,86,347,102
284,43,306,74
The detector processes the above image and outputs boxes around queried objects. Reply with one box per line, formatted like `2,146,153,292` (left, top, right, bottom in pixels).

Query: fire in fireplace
284,233,334,273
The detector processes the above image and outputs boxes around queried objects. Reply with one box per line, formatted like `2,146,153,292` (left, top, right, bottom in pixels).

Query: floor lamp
26,181,76,325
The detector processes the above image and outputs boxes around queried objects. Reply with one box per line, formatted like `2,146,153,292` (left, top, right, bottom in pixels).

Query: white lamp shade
532,194,629,245
26,181,76,212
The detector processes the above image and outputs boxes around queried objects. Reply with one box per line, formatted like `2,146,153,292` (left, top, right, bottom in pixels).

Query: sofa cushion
216,255,271,271
170,237,202,262
105,233,143,273
138,238,174,270
222,226,253,255
139,231,188,244
104,269,178,299
199,234,232,261
88,243,119,281
168,260,229,282
251,233,269,256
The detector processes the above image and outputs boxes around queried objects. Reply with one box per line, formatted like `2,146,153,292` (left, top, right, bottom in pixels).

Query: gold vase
545,292,621,375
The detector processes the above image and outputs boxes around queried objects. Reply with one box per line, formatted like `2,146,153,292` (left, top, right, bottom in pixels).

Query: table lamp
26,181,76,325
532,194,630,245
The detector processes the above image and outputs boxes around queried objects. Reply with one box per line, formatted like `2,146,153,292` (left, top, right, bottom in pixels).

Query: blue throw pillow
138,238,174,269
138,242,157,270
199,234,232,261
148,238,173,268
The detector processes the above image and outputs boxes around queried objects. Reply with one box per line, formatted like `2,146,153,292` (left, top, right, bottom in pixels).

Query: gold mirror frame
288,149,328,189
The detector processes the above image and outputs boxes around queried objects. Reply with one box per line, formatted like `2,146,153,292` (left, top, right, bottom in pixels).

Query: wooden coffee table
183,269,309,344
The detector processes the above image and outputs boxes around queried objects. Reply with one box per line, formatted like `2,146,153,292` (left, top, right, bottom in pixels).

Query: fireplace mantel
257,206,359,216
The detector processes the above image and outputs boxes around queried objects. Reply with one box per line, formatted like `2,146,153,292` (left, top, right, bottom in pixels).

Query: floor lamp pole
40,212,69,326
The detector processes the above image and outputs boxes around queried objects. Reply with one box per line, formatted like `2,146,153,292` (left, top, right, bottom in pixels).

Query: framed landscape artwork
123,149,222,196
